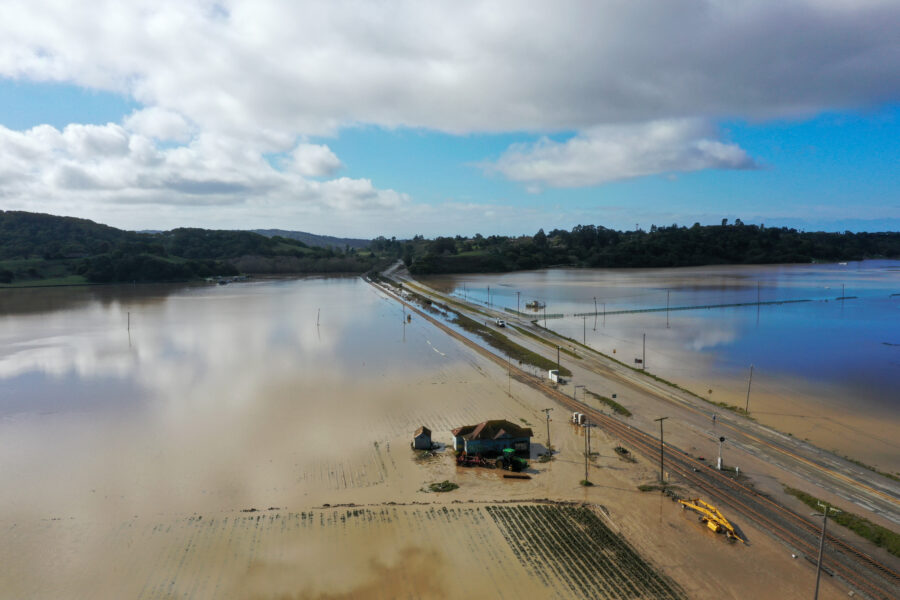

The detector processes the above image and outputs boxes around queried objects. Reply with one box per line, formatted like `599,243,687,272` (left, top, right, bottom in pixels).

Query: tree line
0,211,380,284
406,222,900,274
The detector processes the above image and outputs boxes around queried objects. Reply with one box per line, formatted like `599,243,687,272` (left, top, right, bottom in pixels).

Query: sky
0,1,898,238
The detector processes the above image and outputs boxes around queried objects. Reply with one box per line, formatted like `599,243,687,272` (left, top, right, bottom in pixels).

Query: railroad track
368,277,900,600
542,385,900,600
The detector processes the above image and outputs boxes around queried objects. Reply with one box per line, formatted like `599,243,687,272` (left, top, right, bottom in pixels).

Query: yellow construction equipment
678,498,745,543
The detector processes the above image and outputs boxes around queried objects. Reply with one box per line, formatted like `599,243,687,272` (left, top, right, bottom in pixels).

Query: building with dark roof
451,419,532,456
412,426,432,450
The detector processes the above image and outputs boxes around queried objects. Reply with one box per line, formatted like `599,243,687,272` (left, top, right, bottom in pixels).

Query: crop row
486,504,685,599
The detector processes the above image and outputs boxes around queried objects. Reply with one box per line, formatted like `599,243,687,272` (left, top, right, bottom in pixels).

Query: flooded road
421,261,900,472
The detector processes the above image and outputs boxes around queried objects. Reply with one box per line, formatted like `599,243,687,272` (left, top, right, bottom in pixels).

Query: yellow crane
678,498,745,543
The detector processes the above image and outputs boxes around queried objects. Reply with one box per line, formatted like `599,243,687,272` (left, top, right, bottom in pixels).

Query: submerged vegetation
585,389,632,417
452,313,572,377
428,480,459,493
784,487,900,558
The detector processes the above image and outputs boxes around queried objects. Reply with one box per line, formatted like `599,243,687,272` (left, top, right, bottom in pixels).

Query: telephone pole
642,333,646,370
745,364,754,414
516,291,520,314
582,315,586,344
666,289,670,328
584,420,593,483
557,346,560,375
654,417,668,483
593,297,597,330
541,408,553,453
813,503,841,600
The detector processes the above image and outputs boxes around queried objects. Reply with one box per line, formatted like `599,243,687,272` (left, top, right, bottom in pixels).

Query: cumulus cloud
124,107,192,142
0,1,896,136
486,119,757,188
0,121,408,224
290,143,343,177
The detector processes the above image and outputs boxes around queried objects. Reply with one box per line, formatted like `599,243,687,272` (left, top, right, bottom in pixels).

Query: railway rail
368,275,900,600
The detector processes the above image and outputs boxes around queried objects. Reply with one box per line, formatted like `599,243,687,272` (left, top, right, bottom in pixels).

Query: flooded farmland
0,276,870,598
421,260,900,473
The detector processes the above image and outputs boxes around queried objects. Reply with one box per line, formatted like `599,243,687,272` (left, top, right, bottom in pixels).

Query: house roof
451,419,533,441
414,426,431,437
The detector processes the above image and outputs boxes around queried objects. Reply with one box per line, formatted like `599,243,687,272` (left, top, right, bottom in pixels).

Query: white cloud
0,121,408,226
124,107,192,142
0,1,896,136
0,1,896,232
486,119,757,188
290,143,342,177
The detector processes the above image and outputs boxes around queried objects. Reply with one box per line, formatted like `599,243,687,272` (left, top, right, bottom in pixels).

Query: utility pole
813,503,841,600
541,408,553,453
666,289,670,328
584,420,592,483
593,297,598,331
757,281,761,325
317,308,320,327
516,291,520,314
557,346,561,375
654,417,668,483
582,315,586,344
603,302,606,327
127,311,130,331
745,364,754,414
487,285,490,307
507,354,511,395
642,333,646,370
717,436,725,470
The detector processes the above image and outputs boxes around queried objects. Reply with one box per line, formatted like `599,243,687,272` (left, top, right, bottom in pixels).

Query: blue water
423,260,900,412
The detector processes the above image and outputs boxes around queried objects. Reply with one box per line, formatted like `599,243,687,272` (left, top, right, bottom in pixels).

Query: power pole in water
654,417,668,483
745,364,754,413
583,420,592,483
541,408,553,453
593,297,598,331
813,503,841,600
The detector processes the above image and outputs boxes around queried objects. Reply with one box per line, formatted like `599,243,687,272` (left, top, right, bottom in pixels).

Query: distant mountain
253,229,370,249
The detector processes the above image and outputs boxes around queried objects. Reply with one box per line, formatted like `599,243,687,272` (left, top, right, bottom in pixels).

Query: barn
451,419,532,456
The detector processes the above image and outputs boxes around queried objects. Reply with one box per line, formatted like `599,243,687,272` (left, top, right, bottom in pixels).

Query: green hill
0,211,380,286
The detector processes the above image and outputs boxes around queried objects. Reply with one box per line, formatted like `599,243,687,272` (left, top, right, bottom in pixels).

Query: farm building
412,426,432,450
451,419,532,456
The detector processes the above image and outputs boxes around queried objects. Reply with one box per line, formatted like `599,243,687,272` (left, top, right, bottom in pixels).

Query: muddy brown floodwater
0,277,852,598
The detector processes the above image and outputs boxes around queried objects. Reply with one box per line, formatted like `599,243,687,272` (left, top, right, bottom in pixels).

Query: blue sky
0,2,897,237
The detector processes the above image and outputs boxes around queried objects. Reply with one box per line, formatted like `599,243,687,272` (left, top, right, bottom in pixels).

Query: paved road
393,270,900,532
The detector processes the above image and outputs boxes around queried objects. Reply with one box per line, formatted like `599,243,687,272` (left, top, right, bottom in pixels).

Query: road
371,265,900,599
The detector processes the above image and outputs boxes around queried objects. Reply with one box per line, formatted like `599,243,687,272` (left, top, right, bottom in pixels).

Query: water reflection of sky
422,260,900,412
0,277,435,418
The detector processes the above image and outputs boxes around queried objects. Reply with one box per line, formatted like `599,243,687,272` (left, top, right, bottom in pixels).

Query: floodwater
0,276,549,596
421,261,900,471
0,275,863,599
